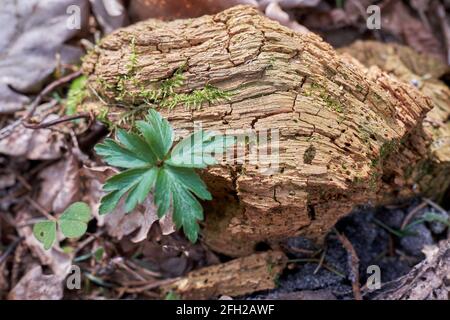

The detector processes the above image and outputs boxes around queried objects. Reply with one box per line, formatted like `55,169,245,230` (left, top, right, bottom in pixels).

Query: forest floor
0,0,449,300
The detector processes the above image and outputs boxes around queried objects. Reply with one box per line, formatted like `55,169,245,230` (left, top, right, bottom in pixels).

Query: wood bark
339,41,450,203
368,240,450,300
82,6,444,256
159,251,286,299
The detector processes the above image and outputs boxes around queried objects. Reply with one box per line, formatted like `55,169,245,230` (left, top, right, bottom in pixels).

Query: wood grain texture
82,6,434,256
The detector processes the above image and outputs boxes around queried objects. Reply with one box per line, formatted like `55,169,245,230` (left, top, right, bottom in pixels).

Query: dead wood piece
83,6,434,256
369,240,450,300
160,251,287,299
339,41,450,202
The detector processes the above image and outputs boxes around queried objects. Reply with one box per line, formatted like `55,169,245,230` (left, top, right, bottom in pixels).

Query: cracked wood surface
339,41,450,202
160,251,286,299
82,6,434,256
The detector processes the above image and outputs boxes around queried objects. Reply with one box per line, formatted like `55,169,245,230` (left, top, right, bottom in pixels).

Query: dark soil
249,197,449,299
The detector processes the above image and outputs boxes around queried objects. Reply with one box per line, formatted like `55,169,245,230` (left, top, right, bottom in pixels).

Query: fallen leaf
382,1,446,61
36,153,80,213
90,0,129,34
264,1,310,33
7,266,64,300
0,112,66,160
81,166,175,242
128,0,258,22
0,171,16,189
0,0,90,113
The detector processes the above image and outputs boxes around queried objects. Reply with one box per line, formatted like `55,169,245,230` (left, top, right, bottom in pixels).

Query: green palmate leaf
95,109,236,243
165,165,211,201
59,202,91,238
116,129,157,165
167,131,235,168
94,139,150,169
100,167,158,214
136,109,173,160
33,221,57,250
154,165,205,242
99,188,128,215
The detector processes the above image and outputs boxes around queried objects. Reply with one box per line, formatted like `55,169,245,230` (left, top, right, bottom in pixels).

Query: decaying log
339,41,450,202
82,6,442,256
159,251,286,299
368,240,450,300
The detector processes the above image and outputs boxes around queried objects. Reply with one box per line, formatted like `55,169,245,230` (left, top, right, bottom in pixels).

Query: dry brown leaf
264,1,310,33
90,0,129,34
0,0,89,113
15,210,72,279
36,153,80,213
81,166,175,242
382,1,446,61
0,113,66,160
0,171,16,189
7,266,64,300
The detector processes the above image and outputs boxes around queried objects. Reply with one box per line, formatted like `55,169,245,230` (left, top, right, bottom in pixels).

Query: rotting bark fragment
82,6,440,256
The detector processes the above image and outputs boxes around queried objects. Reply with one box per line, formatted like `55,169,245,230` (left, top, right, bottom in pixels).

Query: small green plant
126,37,138,73
66,75,87,115
165,291,180,300
95,109,234,242
403,212,450,231
33,202,91,250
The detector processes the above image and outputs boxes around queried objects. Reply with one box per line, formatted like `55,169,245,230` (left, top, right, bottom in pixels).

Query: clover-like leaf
33,221,57,250
58,202,91,238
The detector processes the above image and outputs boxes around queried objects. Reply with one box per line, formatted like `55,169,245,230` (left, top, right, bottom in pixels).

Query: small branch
436,3,450,65
401,201,427,230
0,237,23,265
23,70,82,123
24,196,56,221
23,112,94,129
334,229,362,300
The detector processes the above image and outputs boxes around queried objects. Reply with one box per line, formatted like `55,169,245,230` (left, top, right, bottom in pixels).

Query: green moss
369,171,379,191
379,139,398,160
126,37,138,73
66,75,87,115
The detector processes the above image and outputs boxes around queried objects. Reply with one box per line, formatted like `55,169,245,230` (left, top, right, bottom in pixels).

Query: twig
74,230,105,255
287,258,346,278
436,3,450,65
334,229,362,300
423,198,448,215
23,70,82,123
23,112,93,129
24,196,55,221
0,237,23,265
0,100,58,140
121,278,178,293
401,201,427,230
313,248,326,274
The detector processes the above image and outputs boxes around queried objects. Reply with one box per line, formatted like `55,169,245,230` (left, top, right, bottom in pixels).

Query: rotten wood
339,41,450,203
367,239,450,300
82,6,443,256
159,251,287,299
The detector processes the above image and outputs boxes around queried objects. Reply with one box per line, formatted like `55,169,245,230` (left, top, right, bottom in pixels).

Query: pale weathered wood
368,240,450,300
339,41,450,203
160,251,286,299
82,6,435,256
